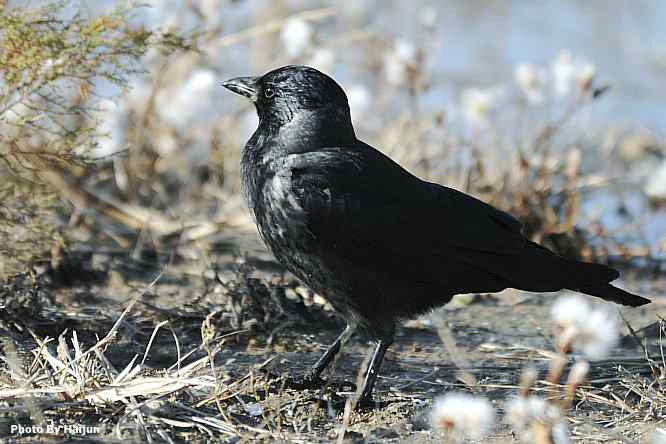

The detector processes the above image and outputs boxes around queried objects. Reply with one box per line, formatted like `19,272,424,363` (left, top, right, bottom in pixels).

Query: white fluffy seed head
581,308,619,360
505,396,569,443
576,63,596,91
551,294,590,326
551,421,572,444
551,50,597,97
515,63,545,104
551,294,620,360
383,39,417,86
280,18,313,58
551,50,575,97
394,39,417,62
646,161,666,200
308,48,335,73
460,88,499,127
157,69,217,129
430,393,496,441
505,396,560,430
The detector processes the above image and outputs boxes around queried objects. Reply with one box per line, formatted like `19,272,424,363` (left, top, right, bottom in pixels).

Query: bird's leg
281,323,356,390
355,334,394,409
308,323,355,379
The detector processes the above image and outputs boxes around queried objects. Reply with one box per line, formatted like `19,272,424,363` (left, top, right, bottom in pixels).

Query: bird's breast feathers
265,169,304,214
251,163,311,247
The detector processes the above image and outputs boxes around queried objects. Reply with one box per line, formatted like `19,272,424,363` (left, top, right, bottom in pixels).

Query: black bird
222,66,650,407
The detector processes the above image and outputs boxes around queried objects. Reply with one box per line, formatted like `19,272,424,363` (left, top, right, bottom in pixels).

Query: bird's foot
353,394,379,411
261,369,356,392
319,394,387,412
284,374,327,390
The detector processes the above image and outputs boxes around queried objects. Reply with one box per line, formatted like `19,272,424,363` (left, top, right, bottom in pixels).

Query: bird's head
222,65,354,140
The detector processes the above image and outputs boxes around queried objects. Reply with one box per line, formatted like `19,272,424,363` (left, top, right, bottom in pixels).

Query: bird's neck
259,108,356,154
240,107,355,213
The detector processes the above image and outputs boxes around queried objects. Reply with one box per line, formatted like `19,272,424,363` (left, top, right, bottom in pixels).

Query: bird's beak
221,76,259,101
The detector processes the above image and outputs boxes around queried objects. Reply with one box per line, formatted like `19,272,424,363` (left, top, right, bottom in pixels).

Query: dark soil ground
1,227,665,443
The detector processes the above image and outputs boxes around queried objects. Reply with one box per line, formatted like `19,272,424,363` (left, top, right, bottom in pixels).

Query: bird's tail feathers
566,260,650,307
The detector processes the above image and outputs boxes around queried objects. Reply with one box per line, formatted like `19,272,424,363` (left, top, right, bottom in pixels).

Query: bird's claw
261,368,356,392
354,395,377,411
285,374,327,390
321,394,382,412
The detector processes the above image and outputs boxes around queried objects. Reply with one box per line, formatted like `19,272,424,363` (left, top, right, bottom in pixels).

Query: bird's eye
264,86,275,99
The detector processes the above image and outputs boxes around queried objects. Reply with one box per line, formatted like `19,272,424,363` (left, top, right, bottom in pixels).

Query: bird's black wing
283,144,549,295
282,143,651,309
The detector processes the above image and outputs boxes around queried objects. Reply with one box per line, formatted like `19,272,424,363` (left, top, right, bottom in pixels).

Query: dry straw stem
0,337,45,425
200,7,336,48
0,269,281,440
40,166,248,241
0,271,163,397
533,421,557,444
519,366,538,397
336,396,355,444
432,313,479,390
546,354,568,385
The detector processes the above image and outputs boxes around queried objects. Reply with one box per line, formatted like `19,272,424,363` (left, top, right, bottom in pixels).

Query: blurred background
1,0,665,283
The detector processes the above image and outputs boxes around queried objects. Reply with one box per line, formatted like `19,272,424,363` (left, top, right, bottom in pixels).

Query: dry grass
0,265,663,442
0,265,367,442
0,272,288,441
